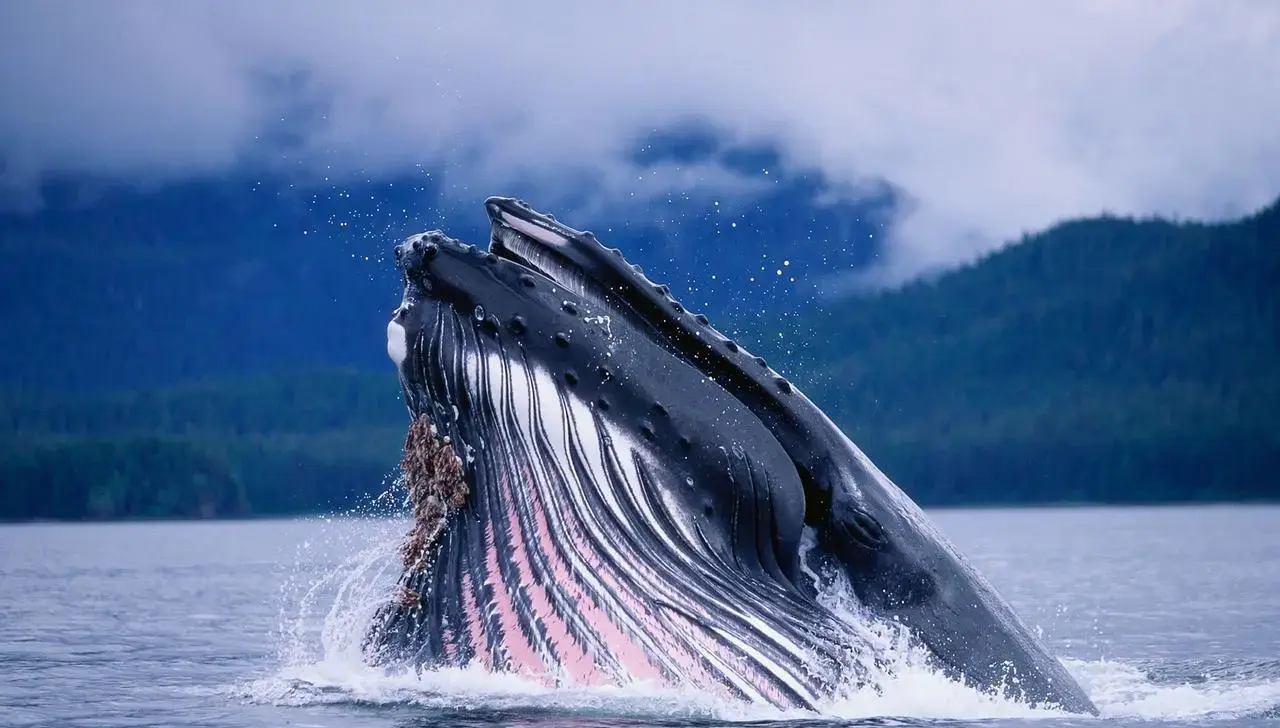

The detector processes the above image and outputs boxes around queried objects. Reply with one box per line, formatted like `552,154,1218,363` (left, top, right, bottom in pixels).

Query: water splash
246,515,1280,725
1072,659,1280,721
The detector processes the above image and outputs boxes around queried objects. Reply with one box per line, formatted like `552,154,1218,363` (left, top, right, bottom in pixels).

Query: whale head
369,200,1098,715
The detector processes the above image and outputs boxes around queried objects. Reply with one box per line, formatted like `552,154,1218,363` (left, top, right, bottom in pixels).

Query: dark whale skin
483,197,1098,715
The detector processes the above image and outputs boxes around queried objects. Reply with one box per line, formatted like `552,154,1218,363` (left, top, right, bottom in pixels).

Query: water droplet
473,305,486,322
554,332,570,348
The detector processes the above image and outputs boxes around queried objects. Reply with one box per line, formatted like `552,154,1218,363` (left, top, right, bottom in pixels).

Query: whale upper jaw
486,196,577,249
487,197,575,249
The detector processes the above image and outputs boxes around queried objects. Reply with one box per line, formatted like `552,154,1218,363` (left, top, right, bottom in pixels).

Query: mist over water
2,506,1278,727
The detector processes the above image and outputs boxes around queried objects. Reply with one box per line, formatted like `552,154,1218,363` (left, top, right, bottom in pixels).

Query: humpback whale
366,198,1097,715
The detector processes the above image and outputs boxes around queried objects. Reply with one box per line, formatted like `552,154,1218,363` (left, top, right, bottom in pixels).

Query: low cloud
3,1,1278,283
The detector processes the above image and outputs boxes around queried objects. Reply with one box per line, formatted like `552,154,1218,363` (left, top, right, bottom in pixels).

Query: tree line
2,201,1277,519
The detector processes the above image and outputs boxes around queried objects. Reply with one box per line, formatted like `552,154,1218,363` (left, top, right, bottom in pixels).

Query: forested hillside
794,201,1280,504
2,201,1277,519
0,371,406,520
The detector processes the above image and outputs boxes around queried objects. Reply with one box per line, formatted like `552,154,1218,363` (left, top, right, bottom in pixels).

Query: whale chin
364,200,1100,715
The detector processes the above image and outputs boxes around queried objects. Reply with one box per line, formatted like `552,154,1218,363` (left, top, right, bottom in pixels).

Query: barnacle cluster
398,414,468,573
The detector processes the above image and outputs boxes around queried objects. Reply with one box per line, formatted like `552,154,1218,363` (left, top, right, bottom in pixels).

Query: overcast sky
2,1,1278,283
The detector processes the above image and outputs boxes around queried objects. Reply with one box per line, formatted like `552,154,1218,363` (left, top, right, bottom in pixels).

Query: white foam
249,517,1280,724
1071,658,1280,721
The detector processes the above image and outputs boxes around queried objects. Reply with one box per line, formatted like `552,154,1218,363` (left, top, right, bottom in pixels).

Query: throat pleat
376,313,852,708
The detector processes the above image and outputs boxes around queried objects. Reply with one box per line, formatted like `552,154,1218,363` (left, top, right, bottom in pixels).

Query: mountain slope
791,201,1280,503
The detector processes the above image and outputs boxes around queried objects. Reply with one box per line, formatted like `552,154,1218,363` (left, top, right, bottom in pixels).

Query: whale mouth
486,198,609,307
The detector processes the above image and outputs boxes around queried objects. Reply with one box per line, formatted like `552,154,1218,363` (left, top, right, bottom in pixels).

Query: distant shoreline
4,498,1276,526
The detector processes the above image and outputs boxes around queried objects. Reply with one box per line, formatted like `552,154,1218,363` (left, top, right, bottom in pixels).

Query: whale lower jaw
368,330,849,709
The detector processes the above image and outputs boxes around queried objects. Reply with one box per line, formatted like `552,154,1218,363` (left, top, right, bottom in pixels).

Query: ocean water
1,505,1277,728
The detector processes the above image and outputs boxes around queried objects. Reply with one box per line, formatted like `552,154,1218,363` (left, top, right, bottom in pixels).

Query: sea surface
2,505,1278,728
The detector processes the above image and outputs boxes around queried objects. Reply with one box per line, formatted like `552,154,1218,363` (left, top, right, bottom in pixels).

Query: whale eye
839,506,887,554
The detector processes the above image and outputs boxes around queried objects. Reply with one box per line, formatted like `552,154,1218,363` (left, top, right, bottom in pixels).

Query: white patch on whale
494,216,593,299
500,210,572,247
386,318,408,368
